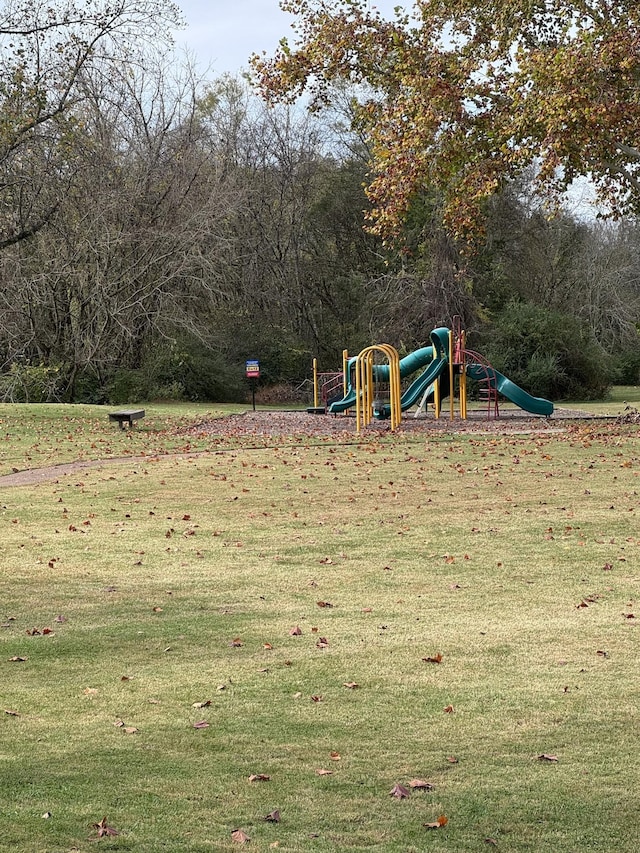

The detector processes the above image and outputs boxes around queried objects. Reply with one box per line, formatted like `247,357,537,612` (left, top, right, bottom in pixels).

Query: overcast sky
174,1,403,75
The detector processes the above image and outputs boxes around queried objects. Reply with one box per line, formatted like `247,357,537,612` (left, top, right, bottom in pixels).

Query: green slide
326,327,553,418
327,346,435,413
465,363,554,416
328,328,450,414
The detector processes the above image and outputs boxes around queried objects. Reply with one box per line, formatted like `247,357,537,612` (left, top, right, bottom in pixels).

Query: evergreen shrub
480,301,610,400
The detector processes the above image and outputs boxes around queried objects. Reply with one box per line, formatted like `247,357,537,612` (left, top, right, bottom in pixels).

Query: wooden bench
109,409,145,429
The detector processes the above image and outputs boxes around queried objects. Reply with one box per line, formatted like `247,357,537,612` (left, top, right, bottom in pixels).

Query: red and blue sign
245,360,260,378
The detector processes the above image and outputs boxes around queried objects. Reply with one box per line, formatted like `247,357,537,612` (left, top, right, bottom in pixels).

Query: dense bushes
478,301,610,400
105,338,248,404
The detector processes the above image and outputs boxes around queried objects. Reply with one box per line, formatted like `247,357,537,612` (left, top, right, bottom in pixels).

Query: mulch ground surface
194,407,598,438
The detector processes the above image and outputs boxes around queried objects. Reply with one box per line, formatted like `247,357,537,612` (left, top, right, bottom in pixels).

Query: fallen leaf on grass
248,773,271,782
288,626,302,636
409,779,435,790
91,816,119,838
316,637,329,649
315,768,332,776
446,756,459,764
316,600,333,608
329,751,341,761
231,828,250,843
4,709,19,716
311,695,323,702
424,815,448,829
389,783,410,799
229,637,243,647
537,754,558,762
192,700,212,708
485,838,498,846
422,653,443,664
343,681,359,689
443,704,455,713
263,809,281,823
192,720,209,729
8,656,27,662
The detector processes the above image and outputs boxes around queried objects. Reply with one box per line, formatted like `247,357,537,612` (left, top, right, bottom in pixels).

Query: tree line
0,0,639,404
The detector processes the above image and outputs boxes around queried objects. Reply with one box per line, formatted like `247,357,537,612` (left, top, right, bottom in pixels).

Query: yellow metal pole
342,349,349,398
449,330,455,420
366,353,374,425
460,370,467,419
353,344,402,432
460,329,467,419
355,354,362,433
313,358,319,409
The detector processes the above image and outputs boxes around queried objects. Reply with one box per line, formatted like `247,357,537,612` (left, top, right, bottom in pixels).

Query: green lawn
0,400,638,851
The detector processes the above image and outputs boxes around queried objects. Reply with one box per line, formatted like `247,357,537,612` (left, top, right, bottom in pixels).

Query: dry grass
0,410,639,851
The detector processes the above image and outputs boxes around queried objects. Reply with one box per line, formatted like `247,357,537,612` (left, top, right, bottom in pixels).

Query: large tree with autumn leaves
252,0,640,244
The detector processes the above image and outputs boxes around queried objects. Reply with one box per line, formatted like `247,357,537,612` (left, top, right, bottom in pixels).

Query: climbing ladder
465,349,500,418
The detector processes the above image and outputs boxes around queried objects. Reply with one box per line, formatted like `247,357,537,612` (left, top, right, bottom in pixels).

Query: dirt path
0,408,608,488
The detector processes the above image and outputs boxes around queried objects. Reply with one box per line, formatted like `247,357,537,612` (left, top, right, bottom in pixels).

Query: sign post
245,360,260,411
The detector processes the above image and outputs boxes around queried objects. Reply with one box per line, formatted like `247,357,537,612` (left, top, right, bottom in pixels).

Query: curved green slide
328,328,450,414
465,363,554,416
327,327,553,417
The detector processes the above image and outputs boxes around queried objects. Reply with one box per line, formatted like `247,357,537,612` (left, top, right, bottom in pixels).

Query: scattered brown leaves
113,719,138,734
409,779,435,790
231,828,251,844
424,815,448,829
263,809,281,823
423,653,443,664
389,783,410,799
91,817,119,838
249,773,271,782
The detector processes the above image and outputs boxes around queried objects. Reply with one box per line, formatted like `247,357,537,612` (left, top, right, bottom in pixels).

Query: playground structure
311,318,554,430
